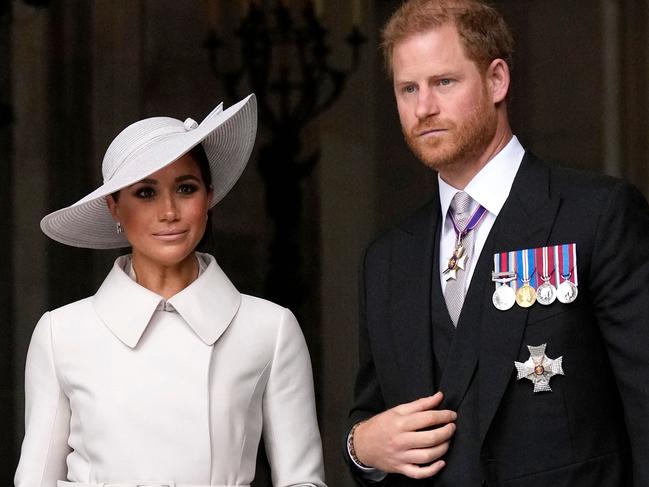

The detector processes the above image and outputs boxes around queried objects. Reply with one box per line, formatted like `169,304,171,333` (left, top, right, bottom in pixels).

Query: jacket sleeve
15,312,71,487
262,308,327,487
345,247,388,486
589,181,649,485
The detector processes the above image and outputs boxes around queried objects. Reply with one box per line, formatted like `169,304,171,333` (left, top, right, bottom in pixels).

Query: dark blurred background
1,0,647,485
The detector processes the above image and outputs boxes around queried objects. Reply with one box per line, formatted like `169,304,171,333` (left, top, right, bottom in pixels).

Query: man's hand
353,392,457,479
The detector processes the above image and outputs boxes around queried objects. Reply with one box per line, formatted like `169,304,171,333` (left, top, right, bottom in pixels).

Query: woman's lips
152,229,188,241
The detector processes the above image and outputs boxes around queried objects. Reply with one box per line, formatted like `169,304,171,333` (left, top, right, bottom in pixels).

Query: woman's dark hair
111,143,215,252
189,143,213,189
189,144,215,253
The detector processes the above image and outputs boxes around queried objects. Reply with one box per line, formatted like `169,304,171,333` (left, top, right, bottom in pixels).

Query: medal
536,280,557,305
494,243,577,309
556,243,578,304
493,284,516,310
515,284,536,308
444,202,488,281
535,246,557,305
492,253,517,311
557,280,578,304
515,248,536,308
443,244,467,281
514,343,565,393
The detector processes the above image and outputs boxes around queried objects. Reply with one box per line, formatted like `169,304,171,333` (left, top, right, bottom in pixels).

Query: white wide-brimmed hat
40,94,257,249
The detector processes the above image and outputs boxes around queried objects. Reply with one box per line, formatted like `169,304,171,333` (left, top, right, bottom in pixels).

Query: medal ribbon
516,248,536,288
493,253,516,289
448,204,488,242
553,245,561,287
509,250,518,291
493,254,500,288
558,243,578,284
570,243,578,285
535,245,556,283
494,245,576,296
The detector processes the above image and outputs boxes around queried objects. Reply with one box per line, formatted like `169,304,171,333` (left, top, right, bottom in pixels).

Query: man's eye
403,85,417,94
439,79,453,86
135,187,155,199
178,184,198,194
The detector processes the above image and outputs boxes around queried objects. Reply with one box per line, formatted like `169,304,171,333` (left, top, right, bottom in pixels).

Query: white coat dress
15,253,326,487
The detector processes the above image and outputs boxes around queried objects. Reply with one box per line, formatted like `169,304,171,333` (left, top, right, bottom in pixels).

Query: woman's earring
116,222,124,234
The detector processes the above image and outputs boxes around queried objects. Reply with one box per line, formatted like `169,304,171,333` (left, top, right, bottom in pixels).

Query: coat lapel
438,232,491,410
389,198,440,402
477,153,561,444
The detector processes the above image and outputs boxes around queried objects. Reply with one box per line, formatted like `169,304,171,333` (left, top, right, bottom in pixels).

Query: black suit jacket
348,154,649,486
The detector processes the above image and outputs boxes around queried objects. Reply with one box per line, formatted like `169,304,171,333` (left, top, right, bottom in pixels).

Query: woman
15,94,326,487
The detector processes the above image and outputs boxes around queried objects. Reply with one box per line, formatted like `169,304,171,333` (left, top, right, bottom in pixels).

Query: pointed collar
92,252,241,348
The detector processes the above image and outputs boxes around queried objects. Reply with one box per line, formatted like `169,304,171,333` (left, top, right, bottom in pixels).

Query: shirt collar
92,252,241,348
438,135,525,220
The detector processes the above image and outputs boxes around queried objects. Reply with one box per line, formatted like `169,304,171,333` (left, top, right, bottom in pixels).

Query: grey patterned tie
444,191,476,326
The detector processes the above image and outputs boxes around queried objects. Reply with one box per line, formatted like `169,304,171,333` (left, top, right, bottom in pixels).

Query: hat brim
40,94,257,249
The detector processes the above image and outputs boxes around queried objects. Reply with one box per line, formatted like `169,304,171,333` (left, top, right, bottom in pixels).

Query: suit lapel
389,198,440,402
383,153,560,419
436,153,559,411
438,232,491,410
477,153,561,443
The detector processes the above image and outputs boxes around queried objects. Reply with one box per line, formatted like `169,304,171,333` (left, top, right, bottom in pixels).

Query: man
345,0,649,485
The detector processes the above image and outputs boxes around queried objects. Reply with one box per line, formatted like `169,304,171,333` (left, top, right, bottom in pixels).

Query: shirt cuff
346,430,388,482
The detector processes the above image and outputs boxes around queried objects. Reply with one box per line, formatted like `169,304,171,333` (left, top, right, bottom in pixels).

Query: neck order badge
443,202,488,281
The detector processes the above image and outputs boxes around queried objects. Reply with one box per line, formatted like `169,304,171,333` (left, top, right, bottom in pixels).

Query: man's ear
486,58,510,104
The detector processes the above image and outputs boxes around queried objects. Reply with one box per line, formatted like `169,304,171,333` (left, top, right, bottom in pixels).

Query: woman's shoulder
35,296,97,337
29,296,97,353
46,295,96,320
236,294,303,338
233,296,309,365
239,293,287,313
238,294,296,324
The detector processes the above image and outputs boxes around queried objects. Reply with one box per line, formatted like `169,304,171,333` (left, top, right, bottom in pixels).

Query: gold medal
515,249,536,308
515,284,536,308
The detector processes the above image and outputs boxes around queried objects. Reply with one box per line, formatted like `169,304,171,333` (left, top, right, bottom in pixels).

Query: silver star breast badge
514,343,564,393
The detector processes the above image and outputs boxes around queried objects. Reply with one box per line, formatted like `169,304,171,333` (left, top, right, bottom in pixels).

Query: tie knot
450,191,473,219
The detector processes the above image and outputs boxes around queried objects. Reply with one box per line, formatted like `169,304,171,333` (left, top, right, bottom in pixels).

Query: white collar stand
92,252,241,348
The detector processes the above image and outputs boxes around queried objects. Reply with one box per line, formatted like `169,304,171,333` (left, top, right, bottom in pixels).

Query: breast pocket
526,299,587,326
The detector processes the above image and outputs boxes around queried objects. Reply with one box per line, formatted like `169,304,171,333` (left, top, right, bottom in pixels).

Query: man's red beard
403,94,498,173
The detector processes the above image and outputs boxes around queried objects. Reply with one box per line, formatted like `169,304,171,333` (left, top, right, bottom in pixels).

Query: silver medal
536,281,557,306
556,280,578,304
493,284,516,311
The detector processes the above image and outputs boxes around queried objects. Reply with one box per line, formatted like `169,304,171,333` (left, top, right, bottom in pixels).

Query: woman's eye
134,187,155,199
178,184,198,195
